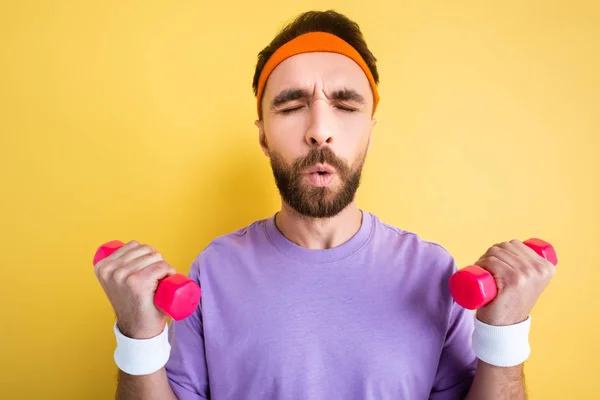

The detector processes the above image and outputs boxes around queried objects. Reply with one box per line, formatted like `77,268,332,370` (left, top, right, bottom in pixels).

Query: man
94,10,555,400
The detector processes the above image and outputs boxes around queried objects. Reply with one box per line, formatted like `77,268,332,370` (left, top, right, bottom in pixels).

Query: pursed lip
304,163,336,174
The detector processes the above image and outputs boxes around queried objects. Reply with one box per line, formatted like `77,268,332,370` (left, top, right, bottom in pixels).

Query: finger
112,252,165,284
475,254,513,274
119,244,155,264
476,242,502,262
104,240,140,263
474,255,514,291
495,241,528,264
511,239,548,263
513,240,556,277
481,244,520,270
499,240,533,260
500,240,552,275
94,240,139,278
125,261,177,290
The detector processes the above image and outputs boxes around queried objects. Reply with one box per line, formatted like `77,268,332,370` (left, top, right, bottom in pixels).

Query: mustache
291,147,349,174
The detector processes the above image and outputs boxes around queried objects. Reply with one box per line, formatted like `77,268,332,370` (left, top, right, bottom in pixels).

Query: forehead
263,52,372,97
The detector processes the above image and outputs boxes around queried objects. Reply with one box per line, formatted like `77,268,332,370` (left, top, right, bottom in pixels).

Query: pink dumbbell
449,238,558,310
93,240,201,320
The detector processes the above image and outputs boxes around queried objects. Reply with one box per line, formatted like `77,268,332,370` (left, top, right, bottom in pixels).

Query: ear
255,119,270,157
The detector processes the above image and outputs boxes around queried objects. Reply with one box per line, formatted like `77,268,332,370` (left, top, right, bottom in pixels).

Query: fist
474,239,556,326
93,240,177,339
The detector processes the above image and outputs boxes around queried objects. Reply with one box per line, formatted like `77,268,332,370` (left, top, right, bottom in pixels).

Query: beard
268,145,365,219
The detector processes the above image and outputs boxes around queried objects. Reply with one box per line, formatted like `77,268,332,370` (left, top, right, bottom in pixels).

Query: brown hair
252,10,379,117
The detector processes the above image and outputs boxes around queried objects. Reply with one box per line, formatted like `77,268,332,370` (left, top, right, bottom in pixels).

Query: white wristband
113,322,171,375
472,316,531,367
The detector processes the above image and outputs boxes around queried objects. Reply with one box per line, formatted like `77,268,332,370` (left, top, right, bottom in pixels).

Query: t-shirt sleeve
429,280,478,399
164,255,209,399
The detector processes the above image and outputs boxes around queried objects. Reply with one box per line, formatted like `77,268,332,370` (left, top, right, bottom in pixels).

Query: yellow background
1,1,598,398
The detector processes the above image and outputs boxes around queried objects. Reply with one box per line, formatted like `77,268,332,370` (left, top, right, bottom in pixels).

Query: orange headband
255,31,380,119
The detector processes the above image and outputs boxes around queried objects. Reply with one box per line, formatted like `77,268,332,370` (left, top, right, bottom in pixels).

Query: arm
114,276,209,400
93,241,209,400
117,369,178,400
428,301,529,400
112,321,182,399
429,238,554,399
462,239,556,399
465,362,525,400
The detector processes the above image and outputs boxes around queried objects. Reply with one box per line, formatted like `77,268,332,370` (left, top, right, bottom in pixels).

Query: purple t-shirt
165,210,478,399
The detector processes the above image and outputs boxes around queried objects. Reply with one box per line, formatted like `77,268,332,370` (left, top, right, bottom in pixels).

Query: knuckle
533,258,549,271
538,260,556,277
516,274,528,287
155,261,170,271
509,239,521,245
96,267,107,281
124,274,140,290
485,246,497,257
475,256,489,267
504,271,522,287
95,258,109,271
521,265,534,279
486,244,497,254
139,244,153,254
476,256,490,267
155,261,175,275
497,242,510,249
488,245,504,257
97,263,114,281
94,258,106,269
112,267,128,283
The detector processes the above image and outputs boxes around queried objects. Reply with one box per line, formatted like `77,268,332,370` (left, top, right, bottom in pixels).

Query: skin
95,51,555,400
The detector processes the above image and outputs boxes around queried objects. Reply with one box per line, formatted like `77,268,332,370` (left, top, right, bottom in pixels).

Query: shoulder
369,212,457,272
187,217,270,274
368,213,463,329
206,218,267,251
370,212,453,256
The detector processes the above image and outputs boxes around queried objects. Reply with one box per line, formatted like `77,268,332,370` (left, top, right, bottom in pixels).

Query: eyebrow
270,88,366,108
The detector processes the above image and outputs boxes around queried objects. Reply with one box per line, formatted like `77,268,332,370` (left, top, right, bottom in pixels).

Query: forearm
116,368,178,400
465,360,526,400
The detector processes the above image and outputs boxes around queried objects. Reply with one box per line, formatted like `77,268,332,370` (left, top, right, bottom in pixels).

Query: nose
305,101,334,147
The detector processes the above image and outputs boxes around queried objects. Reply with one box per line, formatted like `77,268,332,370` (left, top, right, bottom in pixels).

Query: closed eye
279,105,357,114
279,106,304,114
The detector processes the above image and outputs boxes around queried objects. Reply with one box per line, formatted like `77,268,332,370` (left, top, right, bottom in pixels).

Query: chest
201,263,445,399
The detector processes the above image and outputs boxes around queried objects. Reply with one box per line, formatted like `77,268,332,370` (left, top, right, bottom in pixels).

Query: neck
274,201,363,250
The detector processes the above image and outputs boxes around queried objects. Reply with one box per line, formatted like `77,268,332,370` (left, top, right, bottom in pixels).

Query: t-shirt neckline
264,209,373,264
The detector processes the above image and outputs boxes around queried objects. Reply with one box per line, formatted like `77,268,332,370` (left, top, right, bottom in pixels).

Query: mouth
304,163,336,175
304,164,336,187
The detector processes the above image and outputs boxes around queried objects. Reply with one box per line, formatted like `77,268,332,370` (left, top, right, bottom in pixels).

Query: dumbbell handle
93,240,201,320
448,238,558,310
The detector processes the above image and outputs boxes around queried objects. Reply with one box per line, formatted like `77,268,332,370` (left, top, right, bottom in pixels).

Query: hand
93,240,177,339
473,239,556,326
